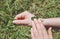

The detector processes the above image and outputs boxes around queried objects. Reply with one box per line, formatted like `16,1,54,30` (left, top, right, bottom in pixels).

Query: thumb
48,27,53,39
13,20,28,25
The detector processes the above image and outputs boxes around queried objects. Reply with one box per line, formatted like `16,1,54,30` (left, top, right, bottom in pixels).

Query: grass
0,0,60,39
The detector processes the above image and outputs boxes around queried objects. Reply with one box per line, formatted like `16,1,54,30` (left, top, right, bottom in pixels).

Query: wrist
38,18,48,26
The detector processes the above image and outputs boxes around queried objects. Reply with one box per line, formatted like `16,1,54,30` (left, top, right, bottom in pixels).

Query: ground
0,0,60,39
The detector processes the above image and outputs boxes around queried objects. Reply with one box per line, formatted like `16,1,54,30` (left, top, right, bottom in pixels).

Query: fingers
13,20,28,25
31,19,53,39
48,27,53,39
14,11,27,20
14,11,35,20
31,21,39,39
34,19,43,39
31,28,35,39
14,13,25,20
14,14,21,20
34,19,41,31
38,19,48,39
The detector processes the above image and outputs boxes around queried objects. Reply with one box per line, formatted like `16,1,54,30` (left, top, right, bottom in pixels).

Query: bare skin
31,19,52,39
39,18,60,27
13,11,35,25
13,11,60,28
13,11,53,39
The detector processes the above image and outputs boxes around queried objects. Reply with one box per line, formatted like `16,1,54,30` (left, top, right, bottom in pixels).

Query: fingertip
38,18,41,22
14,14,22,19
14,17,17,20
34,19,37,23
34,19,36,21
31,28,32,31
13,20,15,23
14,15,19,20
48,27,53,39
48,27,52,35
38,18,43,25
13,20,16,23
49,27,52,31
13,20,19,24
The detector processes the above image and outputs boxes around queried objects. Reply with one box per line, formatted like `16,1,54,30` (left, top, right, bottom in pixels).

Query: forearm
39,18,60,27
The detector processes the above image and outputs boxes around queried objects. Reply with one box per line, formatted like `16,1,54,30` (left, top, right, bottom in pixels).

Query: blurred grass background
0,0,60,39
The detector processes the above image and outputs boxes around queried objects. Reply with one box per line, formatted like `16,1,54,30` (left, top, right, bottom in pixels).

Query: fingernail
50,27,52,30
49,27,52,31
13,21,16,23
34,19,36,21
31,17,36,20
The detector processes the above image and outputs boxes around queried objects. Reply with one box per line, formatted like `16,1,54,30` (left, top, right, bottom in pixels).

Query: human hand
31,19,53,39
13,11,35,25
